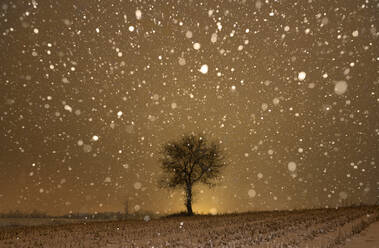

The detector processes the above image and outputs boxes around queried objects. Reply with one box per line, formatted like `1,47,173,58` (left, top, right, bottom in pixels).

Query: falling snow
334,81,348,95
288,162,297,172
0,0,377,217
298,72,307,81
199,64,208,74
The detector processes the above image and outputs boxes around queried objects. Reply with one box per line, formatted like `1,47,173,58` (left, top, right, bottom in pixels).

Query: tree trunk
185,184,193,216
124,200,129,219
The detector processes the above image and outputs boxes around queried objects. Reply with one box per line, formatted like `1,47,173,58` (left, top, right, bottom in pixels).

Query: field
0,206,378,248
342,220,379,248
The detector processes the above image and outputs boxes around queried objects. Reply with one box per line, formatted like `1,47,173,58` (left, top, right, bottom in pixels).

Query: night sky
0,0,378,215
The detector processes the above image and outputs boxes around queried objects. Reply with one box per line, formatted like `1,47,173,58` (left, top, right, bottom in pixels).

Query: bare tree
158,133,227,215
124,199,129,218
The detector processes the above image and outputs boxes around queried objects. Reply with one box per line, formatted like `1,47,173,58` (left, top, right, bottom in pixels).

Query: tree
158,133,227,215
124,199,129,218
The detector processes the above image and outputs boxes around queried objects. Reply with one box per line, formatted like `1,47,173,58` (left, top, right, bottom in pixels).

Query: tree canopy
158,133,227,215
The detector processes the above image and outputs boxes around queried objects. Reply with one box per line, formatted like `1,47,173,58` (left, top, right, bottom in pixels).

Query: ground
0,206,378,248
342,221,379,248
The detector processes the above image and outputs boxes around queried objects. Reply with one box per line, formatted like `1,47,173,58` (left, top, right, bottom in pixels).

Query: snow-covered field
0,206,377,248
340,220,379,248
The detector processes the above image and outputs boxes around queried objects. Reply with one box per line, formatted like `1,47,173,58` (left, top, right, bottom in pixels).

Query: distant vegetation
0,210,158,221
0,210,49,219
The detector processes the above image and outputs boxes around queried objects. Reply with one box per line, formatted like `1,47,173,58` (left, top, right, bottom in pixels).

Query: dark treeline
0,210,159,220
0,210,49,218
1,202,377,219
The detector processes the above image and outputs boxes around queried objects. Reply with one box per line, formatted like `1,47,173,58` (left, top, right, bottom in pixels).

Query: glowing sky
0,0,378,215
